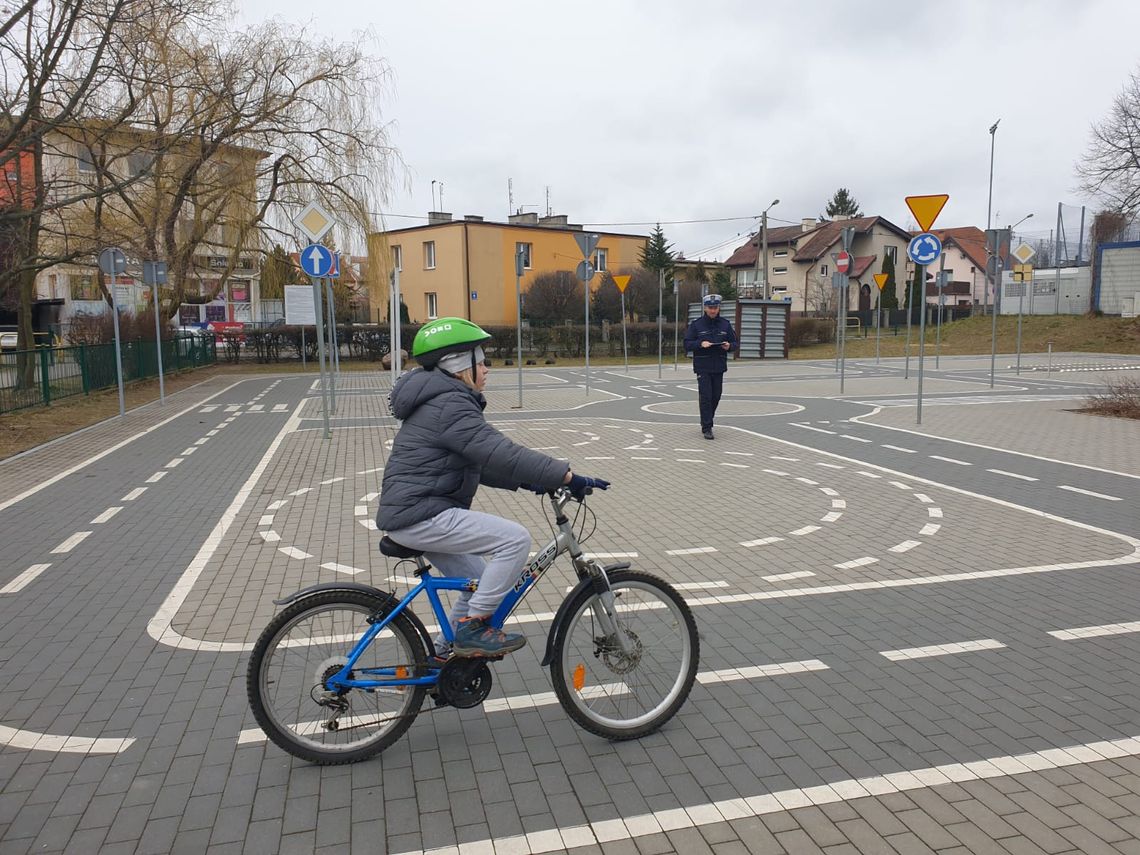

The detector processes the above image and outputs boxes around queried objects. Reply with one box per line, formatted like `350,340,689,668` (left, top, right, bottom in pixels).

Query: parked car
0,331,18,352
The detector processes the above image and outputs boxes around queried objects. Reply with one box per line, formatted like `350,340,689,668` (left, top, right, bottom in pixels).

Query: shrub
1081,377,1140,419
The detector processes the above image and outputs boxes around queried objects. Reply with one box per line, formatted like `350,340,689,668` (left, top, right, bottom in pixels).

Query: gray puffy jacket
376,368,569,532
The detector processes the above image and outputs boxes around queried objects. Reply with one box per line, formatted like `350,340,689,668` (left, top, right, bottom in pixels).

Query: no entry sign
836,251,852,274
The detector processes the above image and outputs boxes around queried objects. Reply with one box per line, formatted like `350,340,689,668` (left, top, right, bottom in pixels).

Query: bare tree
1077,65,1140,217
523,270,583,325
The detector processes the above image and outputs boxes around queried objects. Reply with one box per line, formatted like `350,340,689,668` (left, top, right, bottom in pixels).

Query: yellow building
367,212,648,326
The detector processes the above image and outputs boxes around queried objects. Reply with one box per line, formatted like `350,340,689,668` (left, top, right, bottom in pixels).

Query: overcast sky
240,0,1140,260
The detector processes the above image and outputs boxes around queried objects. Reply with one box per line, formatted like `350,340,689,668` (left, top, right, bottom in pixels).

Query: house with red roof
725,215,913,314
925,227,989,307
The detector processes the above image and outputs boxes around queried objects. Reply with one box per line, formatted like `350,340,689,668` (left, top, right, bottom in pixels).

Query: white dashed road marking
1058,485,1122,502
880,639,1006,661
889,540,922,553
1,564,51,595
988,468,1038,482
835,557,878,570
278,547,312,560
882,444,917,454
763,570,814,582
741,537,784,548
121,487,147,501
790,526,821,536
51,532,92,554
90,507,122,524
930,455,971,466
665,547,718,556
1049,621,1140,641
321,562,364,576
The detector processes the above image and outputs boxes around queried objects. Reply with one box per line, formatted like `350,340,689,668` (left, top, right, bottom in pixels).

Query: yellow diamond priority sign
293,201,336,242
612,274,631,293
904,194,950,232
1011,242,1036,264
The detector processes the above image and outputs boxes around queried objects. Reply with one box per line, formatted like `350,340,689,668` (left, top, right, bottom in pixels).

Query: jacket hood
388,368,482,420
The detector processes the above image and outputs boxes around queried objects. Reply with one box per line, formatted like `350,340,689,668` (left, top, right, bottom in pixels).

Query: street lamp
753,198,780,300
1011,213,1034,232
985,119,1000,316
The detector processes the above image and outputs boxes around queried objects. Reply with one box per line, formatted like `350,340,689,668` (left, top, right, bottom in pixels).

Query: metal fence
0,335,217,414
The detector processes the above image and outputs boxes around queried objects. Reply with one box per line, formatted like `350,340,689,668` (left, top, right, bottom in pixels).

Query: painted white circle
641,400,805,417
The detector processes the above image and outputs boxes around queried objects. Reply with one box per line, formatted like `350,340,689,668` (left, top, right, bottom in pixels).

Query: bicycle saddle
379,536,424,559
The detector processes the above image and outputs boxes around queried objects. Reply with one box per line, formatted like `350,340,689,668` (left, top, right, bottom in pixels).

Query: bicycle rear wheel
247,590,427,764
550,570,698,740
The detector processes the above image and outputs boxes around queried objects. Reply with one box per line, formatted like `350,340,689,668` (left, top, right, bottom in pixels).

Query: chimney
427,211,452,224
538,214,569,228
508,212,539,225
801,218,816,232
463,214,484,222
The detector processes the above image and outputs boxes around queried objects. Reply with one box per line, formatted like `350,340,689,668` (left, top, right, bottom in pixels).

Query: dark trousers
696,371,724,431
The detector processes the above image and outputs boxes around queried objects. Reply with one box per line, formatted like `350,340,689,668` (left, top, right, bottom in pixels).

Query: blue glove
567,473,611,499
519,483,548,495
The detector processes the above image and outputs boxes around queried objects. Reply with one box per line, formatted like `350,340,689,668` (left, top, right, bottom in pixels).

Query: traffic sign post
916,261,928,425
873,272,889,365
142,260,168,404
613,274,631,373
985,227,1009,388
310,272,331,439
323,277,339,413
514,248,525,409
935,266,950,369
98,247,128,418
575,259,596,392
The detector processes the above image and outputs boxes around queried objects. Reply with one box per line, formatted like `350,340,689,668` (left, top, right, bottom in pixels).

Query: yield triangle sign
572,232,601,260
612,274,631,293
904,194,949,232
873,273,889,290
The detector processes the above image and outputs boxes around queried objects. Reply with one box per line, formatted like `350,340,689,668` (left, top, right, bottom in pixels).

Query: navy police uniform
682,297,737,437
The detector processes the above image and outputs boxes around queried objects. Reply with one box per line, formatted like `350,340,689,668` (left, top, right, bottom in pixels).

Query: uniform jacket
376,368,569,531
683,312,738,374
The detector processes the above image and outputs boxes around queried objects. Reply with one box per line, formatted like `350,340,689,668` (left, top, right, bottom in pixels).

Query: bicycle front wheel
550,570,699,740
247,591,427,765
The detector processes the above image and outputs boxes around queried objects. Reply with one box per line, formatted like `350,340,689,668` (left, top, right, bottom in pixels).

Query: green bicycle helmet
411,317,492,370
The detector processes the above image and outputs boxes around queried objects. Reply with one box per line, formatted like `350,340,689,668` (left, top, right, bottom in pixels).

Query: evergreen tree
822,187,863,219
259,244,304,299
639,224,675,283
711,268,737,301
878,252,898,310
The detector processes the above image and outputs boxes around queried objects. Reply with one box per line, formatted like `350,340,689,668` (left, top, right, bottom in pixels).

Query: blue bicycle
246,487,700,764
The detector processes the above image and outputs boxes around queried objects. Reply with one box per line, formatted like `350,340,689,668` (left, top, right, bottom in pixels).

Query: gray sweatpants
387,507,530,647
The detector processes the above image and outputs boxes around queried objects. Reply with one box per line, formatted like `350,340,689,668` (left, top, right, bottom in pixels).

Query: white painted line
584,456,615,460
821,488,840,497
675,448,704,452
320,476,346,485
90,507,122,524
763,570,814,582
740,537,784,548
889,481,911,490
889,540,922,553
793,424,837,435
857,471,882,479
181,447,197,456
881,639,1005,661
725,451,755,457
358,519,378,531
831,499,847,509
1049,621,1140,641
633,385,672,397
357,467,384,475
720,462,750,469
790,526,821,536
928,507,943,518
913,493,934,504
835,557,878,570
1,563,51,594
672,581,731,591
194,437,210,445
225,405,240,412
882,444,917,454
51,531,92,554
257,515,275,526
289,487,312,496
354,505,368,516
360,492,380,502
815,462,845,469
919,523,941,536
820,512,843,523
273,404,288,412
795,477,819,485
632,457,662,461
206,429,220,436
321,562,364,576
762,469,790,477
930,455,971,466
665,547,718,556
121,487,147,501
248,404,264,412
573,441,593,447
770,456,799,462
1058,485,1123,502
267,500,288,510
279,546,312,560
677,458,705,464
200,405,218,412
258,531,281,543
841,434,872,443
588,552,639,559
145,471,167,483
0,725,135,755
987,469,1038,482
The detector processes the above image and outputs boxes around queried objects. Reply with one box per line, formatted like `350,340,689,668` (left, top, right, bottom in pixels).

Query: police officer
683,294,737,440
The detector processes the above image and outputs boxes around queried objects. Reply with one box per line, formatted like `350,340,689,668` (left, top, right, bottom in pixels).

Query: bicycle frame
326,488,617,692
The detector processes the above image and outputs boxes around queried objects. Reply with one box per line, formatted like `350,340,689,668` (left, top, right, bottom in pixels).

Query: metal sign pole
110,270,126,418
904,271,914,380
839,276,848,393
672,277,679,370
875,291,881,365
150,282,165,404
657,270,663,380
514,250,524,409
1016,278,1024,376
935,254,945,370
311,275,331,439
917,263,927,425
584,267,590,395
989,238,1000,388
620,292,629,374
323,277,337,414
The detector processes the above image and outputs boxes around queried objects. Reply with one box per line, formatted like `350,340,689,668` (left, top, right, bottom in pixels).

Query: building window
77,145,96,174
772,266,788,275
773,249,788,258
391,245,402,271
426,292,438,319
593,248,607,272
516,242,532,269
128,152,153,177
820,264,829,276
885,245,898,263
423,241,436,269
970,266,976,273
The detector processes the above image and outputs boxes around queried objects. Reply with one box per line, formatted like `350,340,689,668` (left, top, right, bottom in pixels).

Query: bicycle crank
434,657,495,709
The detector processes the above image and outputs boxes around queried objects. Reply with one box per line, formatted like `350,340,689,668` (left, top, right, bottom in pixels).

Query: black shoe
703,429,714,440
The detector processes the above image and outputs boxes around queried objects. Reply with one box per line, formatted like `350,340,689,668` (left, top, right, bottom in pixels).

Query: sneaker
452,616,527,657
702,429,714,440
430,645,451,667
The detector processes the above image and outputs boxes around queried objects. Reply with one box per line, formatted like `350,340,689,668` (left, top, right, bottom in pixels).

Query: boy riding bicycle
376,318,609,659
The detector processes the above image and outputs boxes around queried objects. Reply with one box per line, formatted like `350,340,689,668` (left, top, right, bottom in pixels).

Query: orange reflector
572,663,586,691
396,666,408,692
